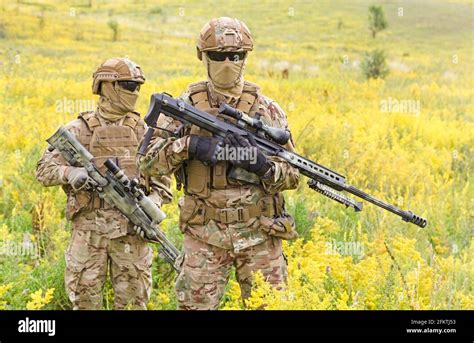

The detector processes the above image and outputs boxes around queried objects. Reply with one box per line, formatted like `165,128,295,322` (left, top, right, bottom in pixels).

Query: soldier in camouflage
36,58,172,310
140,17,300,310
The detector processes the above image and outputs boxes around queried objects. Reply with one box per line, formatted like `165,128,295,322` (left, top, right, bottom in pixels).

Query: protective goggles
206,51,247,62
117,81,141,92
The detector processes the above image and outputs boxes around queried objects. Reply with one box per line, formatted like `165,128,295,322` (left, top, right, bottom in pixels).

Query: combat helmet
92,57,145,95
196,17,253,60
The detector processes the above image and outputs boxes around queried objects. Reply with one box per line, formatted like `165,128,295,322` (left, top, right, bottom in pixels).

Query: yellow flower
26,288,55,310
157,292,170,305
0,283,13,310
222,280,244,310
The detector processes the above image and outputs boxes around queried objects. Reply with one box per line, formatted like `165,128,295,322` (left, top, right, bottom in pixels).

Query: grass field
0,0,472,310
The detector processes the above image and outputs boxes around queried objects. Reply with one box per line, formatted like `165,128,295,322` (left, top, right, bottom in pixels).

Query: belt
202,198,278,224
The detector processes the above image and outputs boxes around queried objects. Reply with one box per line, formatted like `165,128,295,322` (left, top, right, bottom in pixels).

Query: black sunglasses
117,81,141,92
207,51,247,62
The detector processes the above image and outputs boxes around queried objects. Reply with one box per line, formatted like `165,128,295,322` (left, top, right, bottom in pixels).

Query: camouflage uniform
36,58,172,310
140,18,300,310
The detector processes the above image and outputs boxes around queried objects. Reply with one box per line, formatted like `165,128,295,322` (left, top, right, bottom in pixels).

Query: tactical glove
188,135,223,166
224,133,271,177
134,225,147,240
66,167,98,192
133,224,161,242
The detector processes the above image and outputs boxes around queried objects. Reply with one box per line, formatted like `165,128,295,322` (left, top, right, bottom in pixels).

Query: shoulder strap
237,81,259,114
121,112,141,130
188,81,211,110
188,80,209,95
78,111,103,132
242,80,260,94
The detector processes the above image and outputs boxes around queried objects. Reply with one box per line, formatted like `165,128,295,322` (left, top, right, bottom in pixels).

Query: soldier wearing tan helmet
139,17,300,309
36,57,172,309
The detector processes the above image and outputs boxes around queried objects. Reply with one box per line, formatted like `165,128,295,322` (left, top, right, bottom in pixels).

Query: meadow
0,0,472,310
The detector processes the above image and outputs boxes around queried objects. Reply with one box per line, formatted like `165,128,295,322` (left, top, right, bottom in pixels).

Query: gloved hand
66,167,98,192
133,224,159,242
224,133,271,176
188,134,223,166
134,225,148,240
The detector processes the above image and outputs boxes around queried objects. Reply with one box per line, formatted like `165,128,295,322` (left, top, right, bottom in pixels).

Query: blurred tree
361,49,389,79
107,20,119,41
368,5,387,38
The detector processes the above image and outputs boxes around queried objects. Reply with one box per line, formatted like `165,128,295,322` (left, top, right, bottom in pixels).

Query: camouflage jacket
140,81,299,251
36,110,172,238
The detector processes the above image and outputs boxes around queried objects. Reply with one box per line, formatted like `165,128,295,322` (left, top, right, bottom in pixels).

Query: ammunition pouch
65,188,92,221
259,214,298,241
259,192,298,240
184,160,211,198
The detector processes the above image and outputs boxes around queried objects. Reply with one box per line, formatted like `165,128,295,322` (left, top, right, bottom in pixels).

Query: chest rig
76,111,144,209
182,81,262,198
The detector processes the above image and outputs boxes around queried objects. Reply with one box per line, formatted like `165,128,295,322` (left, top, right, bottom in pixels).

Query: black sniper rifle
47,127,181,270
139,93,428,228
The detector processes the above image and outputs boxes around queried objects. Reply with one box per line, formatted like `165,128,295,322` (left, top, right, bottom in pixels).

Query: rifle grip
138,128,154,156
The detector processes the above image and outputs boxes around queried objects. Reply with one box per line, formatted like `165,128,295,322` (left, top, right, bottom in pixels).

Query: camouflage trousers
175,234,287,310
64,228,153,310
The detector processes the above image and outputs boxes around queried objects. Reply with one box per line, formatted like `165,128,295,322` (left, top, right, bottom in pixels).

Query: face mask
97,82,139,121
204,53,245,99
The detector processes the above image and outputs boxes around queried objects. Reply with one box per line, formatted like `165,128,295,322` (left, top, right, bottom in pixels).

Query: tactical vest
65,111,144,219
177,81,291,234
183,81,262,198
